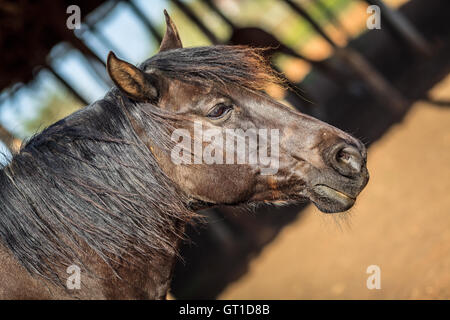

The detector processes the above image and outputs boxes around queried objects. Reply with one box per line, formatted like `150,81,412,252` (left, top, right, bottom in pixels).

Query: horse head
106,11,369,214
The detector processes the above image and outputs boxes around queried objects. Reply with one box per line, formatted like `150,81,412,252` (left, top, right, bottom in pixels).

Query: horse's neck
98,250,178,299
0,140,185,300
91,221,186,299
0,218,183,299
0,242,179,299
0,97,187,299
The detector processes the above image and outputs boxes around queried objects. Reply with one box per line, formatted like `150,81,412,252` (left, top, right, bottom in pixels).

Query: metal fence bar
126,0,163,43
365,0,431,56
46,65,90,106
283,0,407,113
201,0,360,99
313,0,352,40
202,0,237,29
283,0,338,48
171,0,219,44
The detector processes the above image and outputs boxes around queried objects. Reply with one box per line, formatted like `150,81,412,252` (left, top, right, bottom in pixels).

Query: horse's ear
159,10,182,52
107,52,158,101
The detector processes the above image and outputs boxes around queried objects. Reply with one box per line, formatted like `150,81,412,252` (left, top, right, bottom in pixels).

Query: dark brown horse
0,12,368,299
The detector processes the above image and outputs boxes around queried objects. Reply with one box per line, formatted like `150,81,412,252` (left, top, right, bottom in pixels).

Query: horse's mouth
310,184,357,213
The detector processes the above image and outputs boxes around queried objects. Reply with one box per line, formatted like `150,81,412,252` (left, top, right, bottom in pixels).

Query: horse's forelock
142,45,284,91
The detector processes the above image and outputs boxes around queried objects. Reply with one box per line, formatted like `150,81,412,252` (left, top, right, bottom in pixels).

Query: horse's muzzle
310,139,369,213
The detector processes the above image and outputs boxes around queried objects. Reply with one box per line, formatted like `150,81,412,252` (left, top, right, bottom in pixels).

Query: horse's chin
220,186,357,213
309,184,356,213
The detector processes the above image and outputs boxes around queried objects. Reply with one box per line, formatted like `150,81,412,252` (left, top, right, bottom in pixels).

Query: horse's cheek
177,165,255,204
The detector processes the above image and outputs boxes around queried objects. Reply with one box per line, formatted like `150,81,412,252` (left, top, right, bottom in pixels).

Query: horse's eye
207,103,233,119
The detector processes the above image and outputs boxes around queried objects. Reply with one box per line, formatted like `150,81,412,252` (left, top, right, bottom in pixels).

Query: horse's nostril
331,144,363,176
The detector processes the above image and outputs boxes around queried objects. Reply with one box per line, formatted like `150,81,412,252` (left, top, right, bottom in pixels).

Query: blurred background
0,0,449,299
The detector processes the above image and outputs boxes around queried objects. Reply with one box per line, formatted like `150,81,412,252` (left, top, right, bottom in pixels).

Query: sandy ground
219,75,450,300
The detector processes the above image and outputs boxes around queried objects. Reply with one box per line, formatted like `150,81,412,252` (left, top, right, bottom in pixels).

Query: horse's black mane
0,94,194,282
142,45,281,91
0,45,279,282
